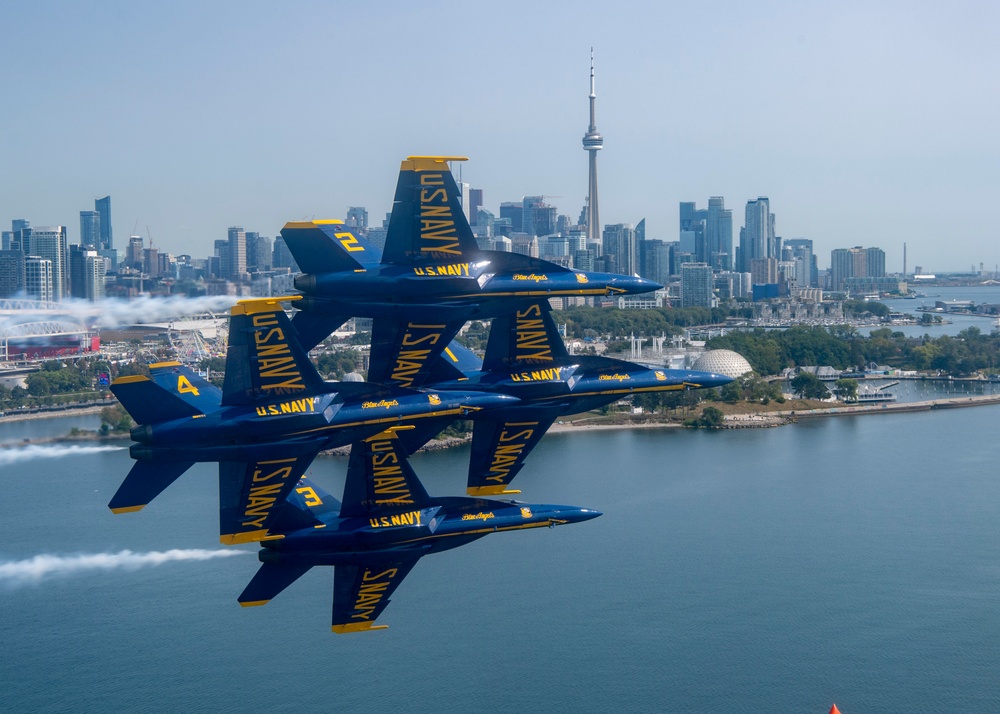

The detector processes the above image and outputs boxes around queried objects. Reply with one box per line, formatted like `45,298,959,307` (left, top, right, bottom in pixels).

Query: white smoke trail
0,444,126,466
63,294,239,328
0,294,239,331
0,549,250,588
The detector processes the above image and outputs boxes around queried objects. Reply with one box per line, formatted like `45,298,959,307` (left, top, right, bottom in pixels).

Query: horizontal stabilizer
108,460,195,513
290,311,350,352
468,409,561,495
267,476,341,533
280,220,380,273
423,341,481,383
148,361,222,414
340,429,431,518
382,156,480,265
238,562,313,607
483,301,569,373
223,298,325,406
219,452,320,544
110,375,203,425
332,559,421,632
368,318,467,388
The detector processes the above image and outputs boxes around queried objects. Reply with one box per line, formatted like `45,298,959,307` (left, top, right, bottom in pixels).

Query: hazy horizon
2,1,998,273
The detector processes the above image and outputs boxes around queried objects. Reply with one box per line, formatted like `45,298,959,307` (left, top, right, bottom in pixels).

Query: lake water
2,405,1000,713
864,284,1000,338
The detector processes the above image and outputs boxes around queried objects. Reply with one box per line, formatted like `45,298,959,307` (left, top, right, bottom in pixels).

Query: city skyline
2,2,998,272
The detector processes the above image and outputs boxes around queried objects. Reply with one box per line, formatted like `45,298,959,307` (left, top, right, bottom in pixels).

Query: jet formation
110,156,732,631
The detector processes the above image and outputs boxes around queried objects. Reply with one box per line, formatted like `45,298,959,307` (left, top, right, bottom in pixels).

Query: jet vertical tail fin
482,300,570,373
223,297,326,406
339,428,431,518
382,156,480,265
218,451,323,544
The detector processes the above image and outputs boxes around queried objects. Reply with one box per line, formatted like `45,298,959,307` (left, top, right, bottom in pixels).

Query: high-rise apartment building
272,236,298,272
499,202,523,233
468,189,483,226
679,202,707,262
21,226,68,301
227,226,246,280
80,211,101,249
126,236,144,271
0,250,25,298
830,245,886,291
681,262,714,308
602,223,637,276
739,197,776,272
706,197,733,271
95,196,113,250
783,238,816,288
346,207,368,231
24,256,53,301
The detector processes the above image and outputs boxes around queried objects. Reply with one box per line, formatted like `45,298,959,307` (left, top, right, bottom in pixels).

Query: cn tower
582,48,604,245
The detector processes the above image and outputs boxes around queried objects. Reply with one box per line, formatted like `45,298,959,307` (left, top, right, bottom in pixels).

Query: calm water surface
2,407,999,713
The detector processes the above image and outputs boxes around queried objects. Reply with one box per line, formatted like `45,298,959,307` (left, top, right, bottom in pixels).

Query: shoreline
6,392,1000,449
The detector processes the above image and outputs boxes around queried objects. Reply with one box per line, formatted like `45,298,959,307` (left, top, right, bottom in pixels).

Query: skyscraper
582,49,603,245
24,256,53,302
80,211,101,249
95,196,113,250
679,202,707,262
602,223,637,276
681,263,714,308
228,226,246,279
706,197,733,271
739,197,775,272
0,250,25,298
21,226,68,301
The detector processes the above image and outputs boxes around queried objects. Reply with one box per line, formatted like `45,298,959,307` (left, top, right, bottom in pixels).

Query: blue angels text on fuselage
237,428,600,632
280,156,661,388
108,296,516,545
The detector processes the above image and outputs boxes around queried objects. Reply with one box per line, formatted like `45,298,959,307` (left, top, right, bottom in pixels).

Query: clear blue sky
2,1,998,272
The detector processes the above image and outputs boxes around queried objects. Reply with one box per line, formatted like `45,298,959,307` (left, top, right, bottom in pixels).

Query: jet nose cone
686,371,734,389
552,507,602,524
611,275,662,295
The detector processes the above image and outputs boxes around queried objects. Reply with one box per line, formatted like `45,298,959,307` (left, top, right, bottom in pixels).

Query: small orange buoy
830,705,842,714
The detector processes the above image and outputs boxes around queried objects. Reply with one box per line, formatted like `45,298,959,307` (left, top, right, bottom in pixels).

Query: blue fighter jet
238,427,600,632
412,300,734,495
108,296,516,544
280,155,661,388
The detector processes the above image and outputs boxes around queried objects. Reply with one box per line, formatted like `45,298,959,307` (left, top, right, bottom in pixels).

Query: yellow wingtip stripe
230,295,302,316
110,505,145,514
331,623,389,634
220,530,270,545
240,600,269,608
111,375,151,385
148,360,182,369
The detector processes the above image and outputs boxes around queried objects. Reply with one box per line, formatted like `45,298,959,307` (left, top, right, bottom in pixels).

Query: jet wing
467,408,562,496
368,318,467,388
331,558,424,633
219,451,320,544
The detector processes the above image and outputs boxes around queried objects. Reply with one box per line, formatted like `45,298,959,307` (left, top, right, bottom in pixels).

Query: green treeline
0,358,117,410
706,325,1000,376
